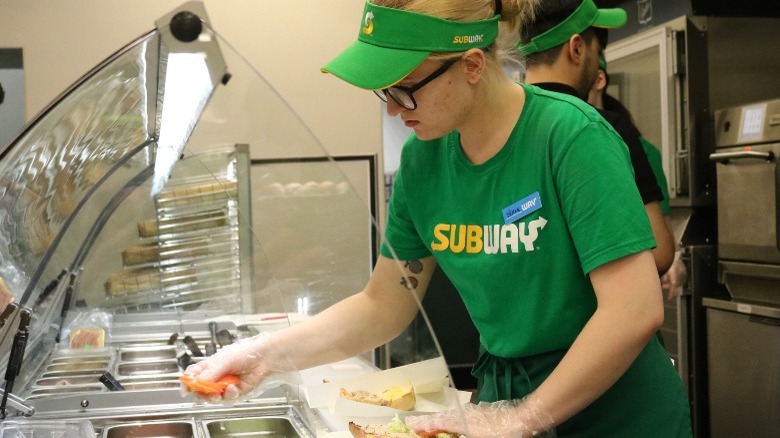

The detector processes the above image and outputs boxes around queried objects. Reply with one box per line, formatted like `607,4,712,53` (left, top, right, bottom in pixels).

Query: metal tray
103,420,196,438
204,416,305,437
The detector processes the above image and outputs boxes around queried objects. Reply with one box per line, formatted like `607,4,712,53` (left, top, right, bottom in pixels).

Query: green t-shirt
380,84,655,358
641,137,671,214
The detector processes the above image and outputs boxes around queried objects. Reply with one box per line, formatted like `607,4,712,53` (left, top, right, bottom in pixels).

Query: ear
462,48,487,84
595,69,607,91
566,34,586,65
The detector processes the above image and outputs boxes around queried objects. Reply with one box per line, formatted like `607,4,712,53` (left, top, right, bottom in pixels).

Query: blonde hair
372,0,538,69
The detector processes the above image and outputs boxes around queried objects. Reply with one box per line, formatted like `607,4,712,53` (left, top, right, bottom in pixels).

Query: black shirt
532,82,664,205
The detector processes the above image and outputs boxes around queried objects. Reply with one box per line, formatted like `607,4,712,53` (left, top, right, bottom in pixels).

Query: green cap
518,0,627,56
322,0,500,90
598,52,607,72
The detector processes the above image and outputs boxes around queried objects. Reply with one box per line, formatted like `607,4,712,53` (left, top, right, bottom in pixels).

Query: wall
0,0,386,219
0,48,24,147
609,0,691,41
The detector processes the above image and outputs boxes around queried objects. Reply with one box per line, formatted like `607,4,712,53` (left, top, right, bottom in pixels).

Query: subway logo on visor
353,2,501,51
362,11,374,34
453,34,485,44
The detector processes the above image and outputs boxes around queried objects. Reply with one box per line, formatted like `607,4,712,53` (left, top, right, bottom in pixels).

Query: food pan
118,360,179,376
30,384,104,397
46,361,109,372
121,336,211,349
36,375,102,386
204,416,305,438
119,380,181,391
50,354,111,364
103,420,195,438
0,419,95,438
120,346,178,362
41,369,106,379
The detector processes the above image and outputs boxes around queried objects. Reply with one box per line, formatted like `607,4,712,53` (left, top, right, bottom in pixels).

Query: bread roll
122,242,160,265
340,381,416,411
122,240,208,265
104,267,196,296
157,180,238,206
0,277,14,312
137,210,227,237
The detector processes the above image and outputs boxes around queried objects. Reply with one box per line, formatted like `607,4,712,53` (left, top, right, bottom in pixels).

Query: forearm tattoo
400,260,423,290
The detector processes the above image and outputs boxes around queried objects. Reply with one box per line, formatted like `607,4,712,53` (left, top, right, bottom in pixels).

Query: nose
385,97,403,116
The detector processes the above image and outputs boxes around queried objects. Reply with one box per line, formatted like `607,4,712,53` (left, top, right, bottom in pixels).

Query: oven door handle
709,150,775,163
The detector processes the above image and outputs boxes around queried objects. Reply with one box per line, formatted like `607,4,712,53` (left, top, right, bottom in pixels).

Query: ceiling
594,0,780,17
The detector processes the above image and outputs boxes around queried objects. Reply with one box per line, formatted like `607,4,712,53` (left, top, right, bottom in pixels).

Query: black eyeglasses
374,59,458,110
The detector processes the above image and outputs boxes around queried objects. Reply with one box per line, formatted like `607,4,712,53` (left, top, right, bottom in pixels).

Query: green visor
599,52,607,72
322,0,500,90
518,0,627,56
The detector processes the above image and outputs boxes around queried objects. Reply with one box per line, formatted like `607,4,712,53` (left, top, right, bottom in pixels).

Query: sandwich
340,381,416,411
348,415,457,438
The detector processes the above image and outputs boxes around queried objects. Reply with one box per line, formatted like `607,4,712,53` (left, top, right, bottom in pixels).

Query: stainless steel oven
606,15,780,436
706,97,780,437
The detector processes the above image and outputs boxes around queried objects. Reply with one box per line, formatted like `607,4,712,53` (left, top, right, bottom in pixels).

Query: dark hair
0,82,4,105
520,0,609,66
602,92,642,136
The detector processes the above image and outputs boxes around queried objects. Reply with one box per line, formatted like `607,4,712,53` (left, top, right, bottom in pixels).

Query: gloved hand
405,395,554,438
661,254,687,301
181,332,299,403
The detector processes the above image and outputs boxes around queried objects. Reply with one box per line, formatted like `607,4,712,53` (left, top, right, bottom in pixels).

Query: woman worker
183,0,692,436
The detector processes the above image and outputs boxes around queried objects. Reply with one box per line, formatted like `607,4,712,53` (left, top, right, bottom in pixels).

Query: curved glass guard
0,2,465,434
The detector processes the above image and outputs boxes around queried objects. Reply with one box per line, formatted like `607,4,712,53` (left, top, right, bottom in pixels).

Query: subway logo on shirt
430,217,547,254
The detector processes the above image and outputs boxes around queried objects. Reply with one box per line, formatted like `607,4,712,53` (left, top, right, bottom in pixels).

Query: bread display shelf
101,149,250,314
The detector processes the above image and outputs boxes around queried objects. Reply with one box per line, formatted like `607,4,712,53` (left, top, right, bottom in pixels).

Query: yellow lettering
450,225,466,253
466,225,483,253
431,223,450,251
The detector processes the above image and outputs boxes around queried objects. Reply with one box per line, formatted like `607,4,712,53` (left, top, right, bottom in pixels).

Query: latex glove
405,395,554,438
661,255,687,301
181,332,299,403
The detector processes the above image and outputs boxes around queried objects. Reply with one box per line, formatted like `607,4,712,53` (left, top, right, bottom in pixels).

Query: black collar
531,82,583,100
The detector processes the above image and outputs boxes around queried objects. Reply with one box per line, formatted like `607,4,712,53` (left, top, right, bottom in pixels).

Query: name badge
502,191,542,224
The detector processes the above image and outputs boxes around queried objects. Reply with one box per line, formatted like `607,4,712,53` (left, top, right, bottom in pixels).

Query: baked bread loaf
104,267,196,295
340,381,416,411
157,180,238,207
137,210,227,237
0,277,14,311
122,240,208,265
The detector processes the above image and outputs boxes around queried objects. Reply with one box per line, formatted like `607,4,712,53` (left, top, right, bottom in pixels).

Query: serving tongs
99,371,125,391
206,321,218,356
0,307,33,418
183,335,203,357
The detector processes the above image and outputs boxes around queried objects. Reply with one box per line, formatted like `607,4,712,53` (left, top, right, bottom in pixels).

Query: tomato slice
416,431,452,437
180,374,240,396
